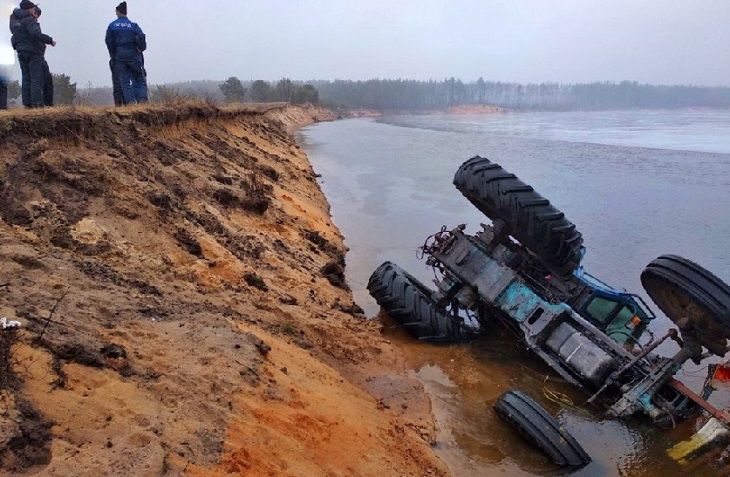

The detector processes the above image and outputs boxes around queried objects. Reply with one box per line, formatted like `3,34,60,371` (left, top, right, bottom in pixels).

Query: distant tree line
220,77,319,104
67,77,320,106
310,78,730,111
9,73,728,111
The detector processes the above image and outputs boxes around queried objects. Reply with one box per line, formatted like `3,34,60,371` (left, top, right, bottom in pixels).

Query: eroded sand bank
0,103,449,477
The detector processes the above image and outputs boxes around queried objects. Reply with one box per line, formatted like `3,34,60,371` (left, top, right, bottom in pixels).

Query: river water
301,110,730,476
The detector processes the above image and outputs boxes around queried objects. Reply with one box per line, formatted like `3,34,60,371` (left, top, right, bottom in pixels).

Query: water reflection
383,321,688,477
301,111,730,476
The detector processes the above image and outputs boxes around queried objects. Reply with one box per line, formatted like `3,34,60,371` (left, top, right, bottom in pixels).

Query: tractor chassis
425,223,699,423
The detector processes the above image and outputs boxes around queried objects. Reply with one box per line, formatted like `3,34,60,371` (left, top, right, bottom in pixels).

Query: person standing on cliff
110,49,144,106
105,2,148,105
33,7,54,107
109,59,123,106
9,0,56,108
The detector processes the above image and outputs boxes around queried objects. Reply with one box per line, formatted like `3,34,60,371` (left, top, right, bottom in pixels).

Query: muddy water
301,110,730,476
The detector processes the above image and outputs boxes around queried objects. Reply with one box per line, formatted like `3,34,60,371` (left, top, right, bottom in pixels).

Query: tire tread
367,262,474,342
493,390,591,469
453,156,583,276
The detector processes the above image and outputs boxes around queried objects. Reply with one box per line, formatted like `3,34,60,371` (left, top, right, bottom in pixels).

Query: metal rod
587,329,678,404
669,378,730,426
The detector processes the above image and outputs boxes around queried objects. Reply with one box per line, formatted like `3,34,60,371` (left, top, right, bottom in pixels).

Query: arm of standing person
133,23,146,52
105,24,116,58
27,19,54,46
9,14,19,49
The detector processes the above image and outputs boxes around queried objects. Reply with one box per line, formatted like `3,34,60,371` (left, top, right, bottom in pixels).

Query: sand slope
0,103,448,477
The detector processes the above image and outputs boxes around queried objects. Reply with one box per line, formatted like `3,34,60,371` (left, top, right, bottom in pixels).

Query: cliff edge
0,103,449,477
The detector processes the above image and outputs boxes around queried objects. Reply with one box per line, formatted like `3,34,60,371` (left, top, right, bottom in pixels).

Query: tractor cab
572,267,655,345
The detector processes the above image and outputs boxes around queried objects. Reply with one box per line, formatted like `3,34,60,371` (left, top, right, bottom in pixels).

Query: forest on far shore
310,78,730,111
6,74,730,111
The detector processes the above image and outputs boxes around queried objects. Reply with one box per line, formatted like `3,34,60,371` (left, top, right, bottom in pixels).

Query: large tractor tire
454,156,583,276
494,390,591,469
367,261,476,343
642,255,730,356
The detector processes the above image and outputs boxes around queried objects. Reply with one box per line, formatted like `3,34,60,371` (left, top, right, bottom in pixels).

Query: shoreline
331,104,506,118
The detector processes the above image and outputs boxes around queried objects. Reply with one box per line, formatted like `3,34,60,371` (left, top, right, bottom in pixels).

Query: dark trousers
41,59,53,107
0,79,7,110
110,59,124,106
115,57,148,105
18,51,45,108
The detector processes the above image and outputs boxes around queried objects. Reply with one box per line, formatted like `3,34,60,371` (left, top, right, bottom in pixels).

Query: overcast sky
2,0,729,87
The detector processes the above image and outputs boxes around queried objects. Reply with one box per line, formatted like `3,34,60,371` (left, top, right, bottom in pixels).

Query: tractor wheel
494,389,591,469
453,156,583,276
367,261,476,343
642,255,730,356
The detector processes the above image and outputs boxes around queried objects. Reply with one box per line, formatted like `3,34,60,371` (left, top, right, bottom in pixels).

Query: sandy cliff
0,103,449,477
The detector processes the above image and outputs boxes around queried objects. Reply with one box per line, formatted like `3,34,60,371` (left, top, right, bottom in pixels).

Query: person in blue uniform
109,59,124,106
105,2,148,105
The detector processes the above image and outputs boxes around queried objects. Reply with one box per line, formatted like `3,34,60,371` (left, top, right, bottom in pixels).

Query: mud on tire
453,156,583,276
367,261,476,343
494,389,591,469
642,255,730,355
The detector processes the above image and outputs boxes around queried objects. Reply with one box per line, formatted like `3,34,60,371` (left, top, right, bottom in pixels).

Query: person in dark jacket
106,2,148,105
9,0,55,108
34,7,53,107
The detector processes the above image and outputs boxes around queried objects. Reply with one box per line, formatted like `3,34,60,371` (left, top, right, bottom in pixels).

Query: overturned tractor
368,156,730,470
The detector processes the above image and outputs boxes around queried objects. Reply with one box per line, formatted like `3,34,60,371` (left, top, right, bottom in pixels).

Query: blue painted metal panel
495,280,568,323
573,266,624,295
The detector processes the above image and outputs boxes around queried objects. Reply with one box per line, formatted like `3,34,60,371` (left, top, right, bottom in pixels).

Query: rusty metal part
586,329,678,405
669,378,730,426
